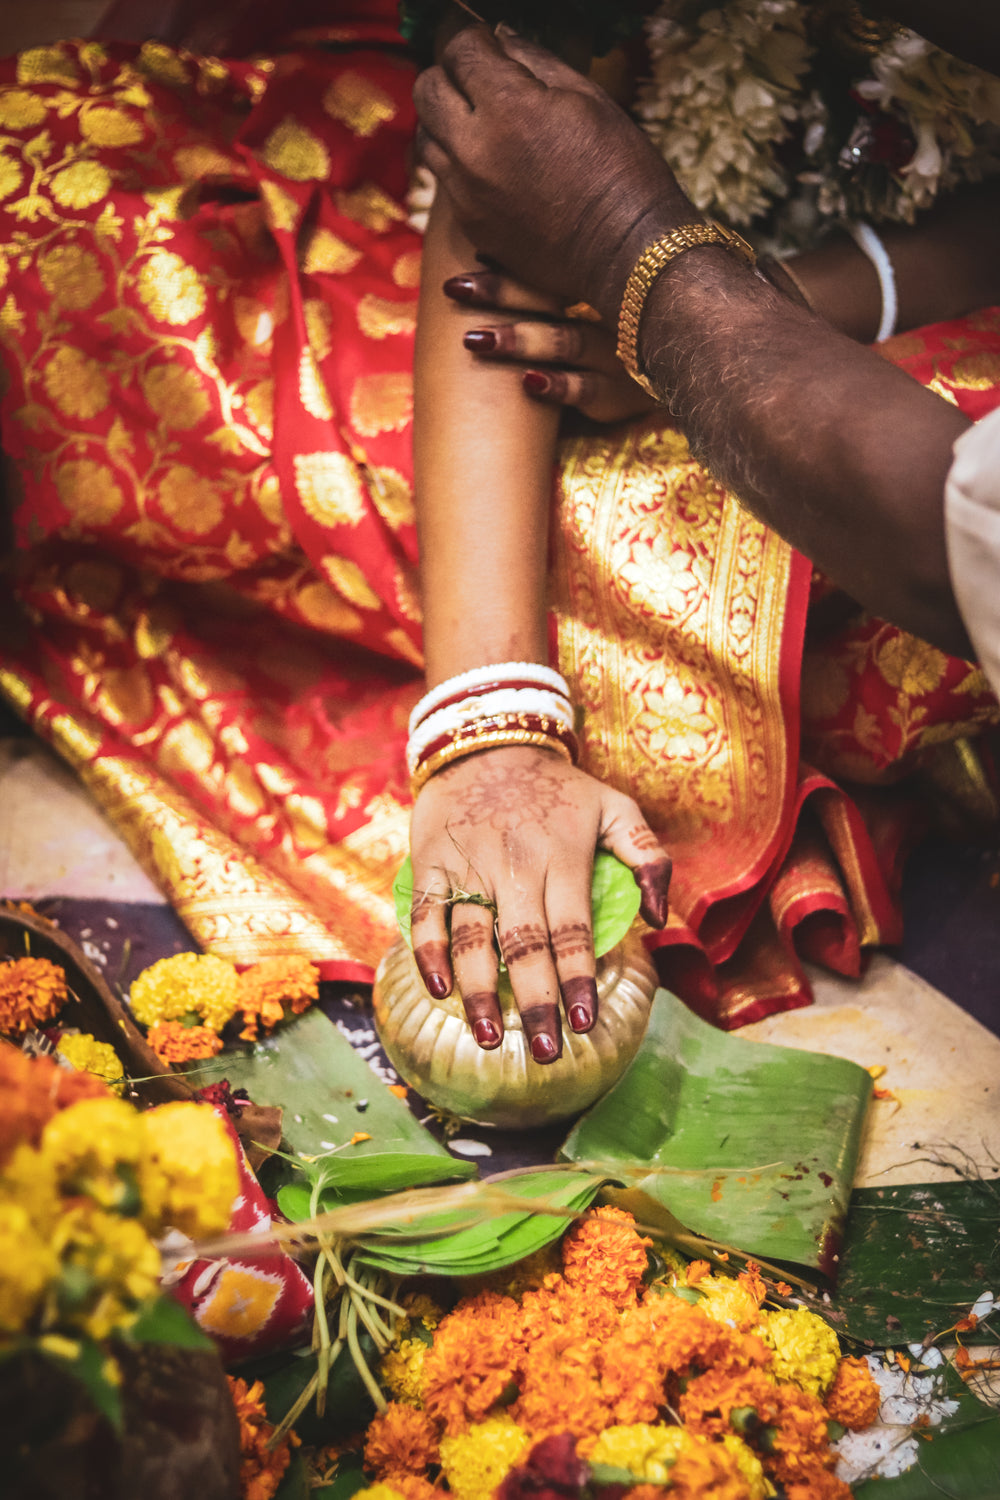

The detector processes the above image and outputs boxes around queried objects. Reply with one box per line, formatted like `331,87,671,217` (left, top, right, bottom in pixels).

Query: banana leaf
828,1178,1000,1346
561,989,871,1273
211,1006,475,1192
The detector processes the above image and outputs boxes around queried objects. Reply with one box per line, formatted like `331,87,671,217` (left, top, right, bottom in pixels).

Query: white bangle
847,220,898,344
406,688,575,774
408,661,571,737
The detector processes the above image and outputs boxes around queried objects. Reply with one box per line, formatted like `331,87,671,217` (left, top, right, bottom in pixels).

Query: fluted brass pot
372,932,657,1130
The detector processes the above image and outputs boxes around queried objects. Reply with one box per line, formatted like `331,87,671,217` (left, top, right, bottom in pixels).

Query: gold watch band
616,221,756,396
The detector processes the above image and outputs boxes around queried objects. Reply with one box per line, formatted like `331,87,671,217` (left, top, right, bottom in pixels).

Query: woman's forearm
414,191,560,687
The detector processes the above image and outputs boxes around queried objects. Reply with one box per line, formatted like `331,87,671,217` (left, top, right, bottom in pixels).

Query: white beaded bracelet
408,661,571,737
406,687,575,774
847,220,898,344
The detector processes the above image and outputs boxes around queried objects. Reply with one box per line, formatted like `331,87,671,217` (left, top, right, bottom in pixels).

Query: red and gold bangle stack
410,711,578,794
406,662,580,796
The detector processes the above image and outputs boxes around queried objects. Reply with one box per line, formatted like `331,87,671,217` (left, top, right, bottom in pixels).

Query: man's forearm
637,247,972,655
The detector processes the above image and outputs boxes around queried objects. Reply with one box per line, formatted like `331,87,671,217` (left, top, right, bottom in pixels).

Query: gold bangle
616,221,756,396
410,728,573,796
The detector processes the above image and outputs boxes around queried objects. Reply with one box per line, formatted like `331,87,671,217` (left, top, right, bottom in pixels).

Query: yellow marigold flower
52,1202,161,1339
759,1307,841,1397
365,1401,439,1478
585,1423,687,1483
238,956,320,1040
0,955,68,1035
353,1488,408,1500
717,1433,769,1500
439,1416,531,1500
560,1206,651,1309
228,1375,298,1500
129,952,240,1032
697,1273,764,1331
147,1019,224,1064
825,1355,881,1430
0,1140,60,1233
380,1338,428,1406
41,1096,144,1204
469,1243,562,1301
0,1201,58,1333
138,1101,239,1239
57,1032,125,1093
399,1291,445,1330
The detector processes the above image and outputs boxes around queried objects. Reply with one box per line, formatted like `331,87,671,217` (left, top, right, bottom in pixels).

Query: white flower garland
637,0,1000,242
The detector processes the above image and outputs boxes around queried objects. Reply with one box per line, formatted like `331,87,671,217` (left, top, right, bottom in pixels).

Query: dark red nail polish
443,275,477,302
427,973,449,999
569,1004,592,1033
531,1034,558,1063
523,371,550,396
474,1018,500,1048
464,329,497,352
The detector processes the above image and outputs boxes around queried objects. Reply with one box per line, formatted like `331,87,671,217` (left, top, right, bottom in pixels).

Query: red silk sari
0,10,996,1025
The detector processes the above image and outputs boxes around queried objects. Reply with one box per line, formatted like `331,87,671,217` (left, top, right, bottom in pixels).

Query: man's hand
414,25,692,321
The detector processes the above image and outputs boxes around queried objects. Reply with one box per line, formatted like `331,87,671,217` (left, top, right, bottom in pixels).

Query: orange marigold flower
228,1375,299,1500
560,1206,651,1310
422,1294,521,1435
365,1402,440,1477
513,1359,610,1445
766,1386,836,1486
825,1356,881,1430
238,957,319,1041
0,1042,107,1168
147,1019,224,1064
685,1260,712,1286
667,1439,751,1500
515,1276,619,1353
0,956,68,1036
679,1366,781,1439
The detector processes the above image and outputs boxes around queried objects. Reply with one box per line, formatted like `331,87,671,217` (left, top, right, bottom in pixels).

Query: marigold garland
350,1207,883,1500
0,956,68,1035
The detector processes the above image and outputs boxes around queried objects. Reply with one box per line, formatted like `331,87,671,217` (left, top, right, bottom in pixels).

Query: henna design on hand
500,923,549,966
550,921,593,961
627,825,664,853
450,921,495,959
450,758,571,834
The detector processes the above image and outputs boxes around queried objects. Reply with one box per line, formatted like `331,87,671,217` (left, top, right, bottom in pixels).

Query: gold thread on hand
616,222,756,396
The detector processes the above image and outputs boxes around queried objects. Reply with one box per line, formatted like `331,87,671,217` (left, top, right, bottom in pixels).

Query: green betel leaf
277,1152,479,1222
126,1295,214,1350
561,989,871,1271
354,1168,607,1277
212,1007,475,1178
828,1178,1000,1345
393,851,641,958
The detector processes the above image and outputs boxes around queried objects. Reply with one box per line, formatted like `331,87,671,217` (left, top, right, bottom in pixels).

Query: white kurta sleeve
944,404,1000,695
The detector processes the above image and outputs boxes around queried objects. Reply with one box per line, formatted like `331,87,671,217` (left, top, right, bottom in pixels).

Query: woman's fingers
462,318,619,371
498,913,563,1065
444,271,561,314
450,902,503,1049
410,873,454,1000
545,878,599,1034
599,797,673,930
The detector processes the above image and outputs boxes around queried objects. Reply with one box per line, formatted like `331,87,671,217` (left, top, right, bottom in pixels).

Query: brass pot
372,932,657,1130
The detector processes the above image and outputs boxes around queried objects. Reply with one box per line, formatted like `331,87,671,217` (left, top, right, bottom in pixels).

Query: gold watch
617,221,756,397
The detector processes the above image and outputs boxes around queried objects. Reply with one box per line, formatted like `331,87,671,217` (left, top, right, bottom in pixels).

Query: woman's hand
445,269,660,424
408,745,671,1064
